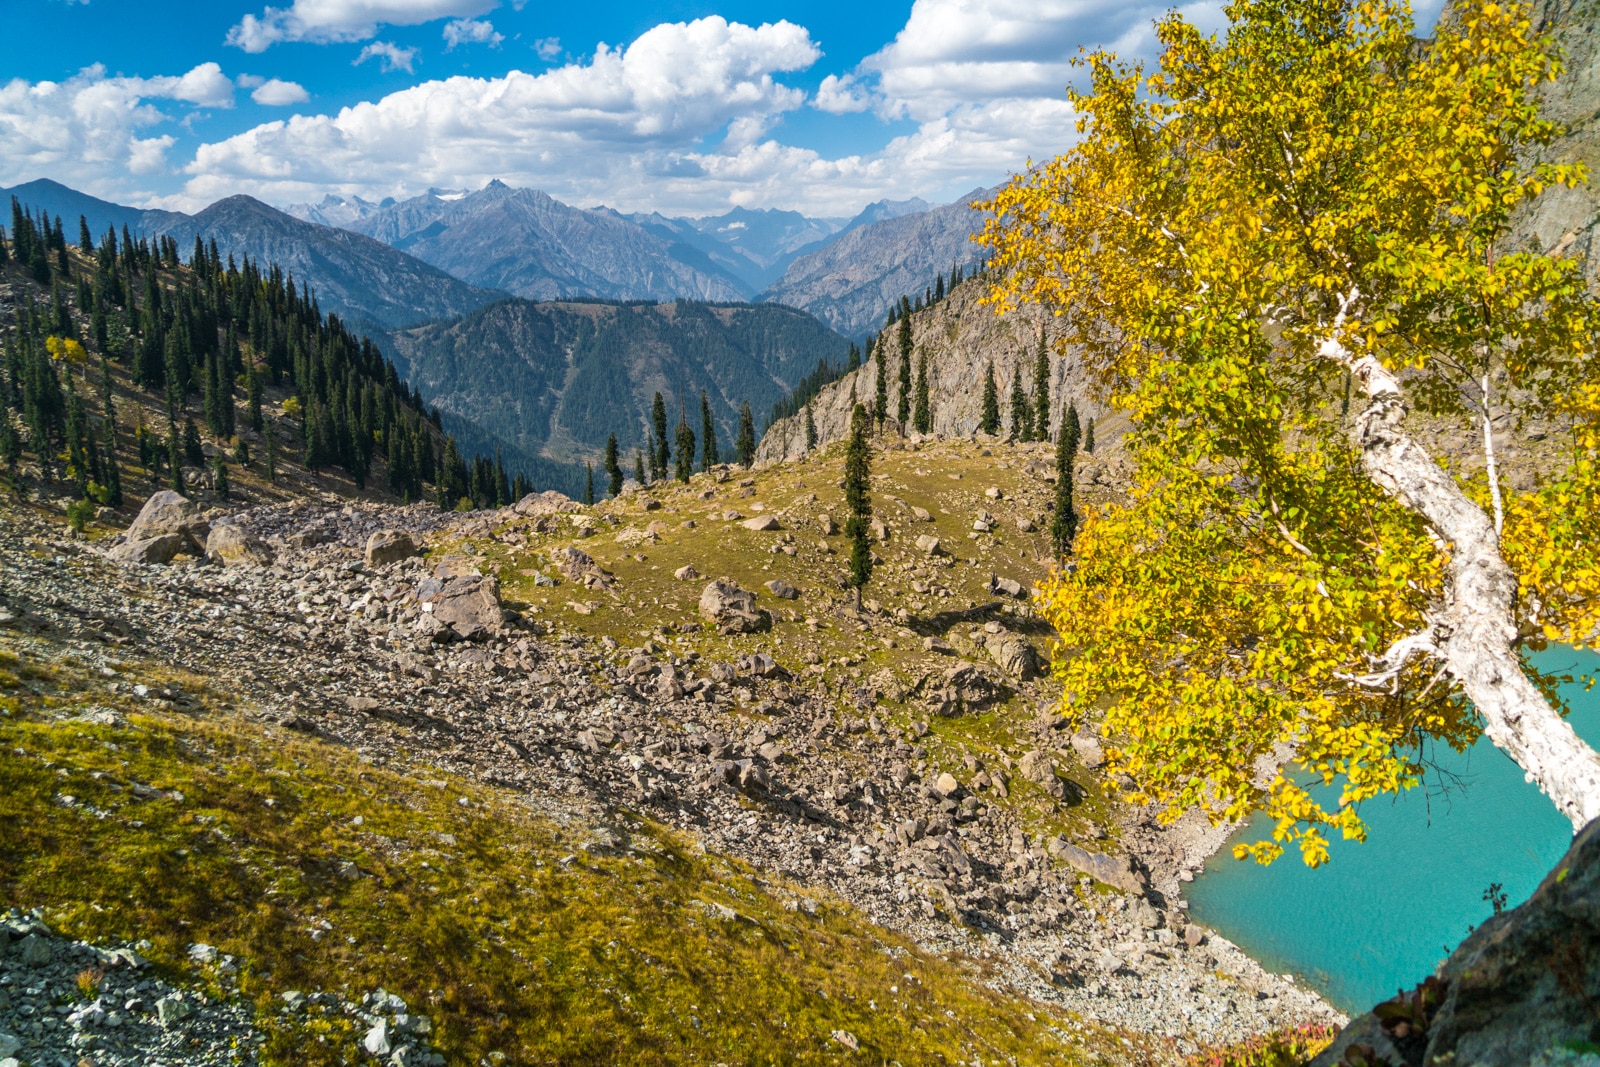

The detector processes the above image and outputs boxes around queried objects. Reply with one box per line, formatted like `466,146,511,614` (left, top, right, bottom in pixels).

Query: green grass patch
0,695,1108,1064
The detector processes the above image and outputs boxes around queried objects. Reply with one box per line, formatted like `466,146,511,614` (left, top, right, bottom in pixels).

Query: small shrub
64,499,95,533
1187,1023,1339,1067
75,966,104,999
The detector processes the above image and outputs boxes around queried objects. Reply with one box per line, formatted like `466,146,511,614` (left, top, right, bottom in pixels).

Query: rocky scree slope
5,437,1344,1059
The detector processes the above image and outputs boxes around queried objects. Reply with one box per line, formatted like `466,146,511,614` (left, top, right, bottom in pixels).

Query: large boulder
512,491,580,516
117,491,209,561
1312,815,1600,1067
1048,840,1146,895
364,530,419,568
925,662,1004,715
985,631,1038,679
418,575,505,641
1018,749,1066,799
206,524,275,568
698,579,769,634
107,534,186,566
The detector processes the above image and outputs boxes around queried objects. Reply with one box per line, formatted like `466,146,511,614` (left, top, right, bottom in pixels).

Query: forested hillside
1,195,547,516
385,297,853,464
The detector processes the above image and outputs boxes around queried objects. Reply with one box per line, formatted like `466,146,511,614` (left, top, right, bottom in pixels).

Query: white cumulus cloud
0,63,236,199
180,17,821,209
251,78,311,105
354,41,418,73
533,37,561,61
812,73,870,114
227,0,497,52
442,18,502,50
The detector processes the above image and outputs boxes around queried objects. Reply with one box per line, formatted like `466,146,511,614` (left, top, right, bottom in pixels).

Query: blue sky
0,0,1447,217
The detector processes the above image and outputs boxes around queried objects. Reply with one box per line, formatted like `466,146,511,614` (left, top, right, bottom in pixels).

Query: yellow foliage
45,336,87,366
983,0,1600,864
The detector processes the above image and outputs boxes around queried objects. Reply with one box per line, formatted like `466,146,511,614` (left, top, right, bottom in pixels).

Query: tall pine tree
1051,401,1080,556
651,392,669,479
1032,332,1051,442
979,363,1000,435
604,432,623,498
736,402,756,468
913,353,931,434
1009,361,1031,440
896,312,912,426
674,406,695,483
699,390,718,470
843,403,874,609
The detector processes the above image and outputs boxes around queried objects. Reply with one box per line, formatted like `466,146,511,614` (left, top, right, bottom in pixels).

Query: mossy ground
440,434,1121,853
0,631,1146,1066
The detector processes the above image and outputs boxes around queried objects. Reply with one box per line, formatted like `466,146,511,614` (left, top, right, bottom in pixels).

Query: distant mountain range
291,183,941,307
383,298,852,465
762,189,993,338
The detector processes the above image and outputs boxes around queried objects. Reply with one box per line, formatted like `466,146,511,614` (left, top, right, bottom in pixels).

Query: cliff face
755,280,1106,463
1505,0,1600,282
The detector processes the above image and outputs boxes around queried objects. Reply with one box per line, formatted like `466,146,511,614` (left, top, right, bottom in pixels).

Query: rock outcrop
698,579,769,634
108,492,209,565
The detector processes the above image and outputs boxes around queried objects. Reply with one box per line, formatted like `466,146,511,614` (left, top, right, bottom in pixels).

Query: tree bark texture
1348,351,1600,832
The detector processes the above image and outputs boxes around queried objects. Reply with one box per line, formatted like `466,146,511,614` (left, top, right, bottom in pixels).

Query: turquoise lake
1185,646,1600,1014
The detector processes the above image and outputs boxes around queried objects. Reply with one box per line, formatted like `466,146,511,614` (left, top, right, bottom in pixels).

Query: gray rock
0,1033,17,1058
1070,730,1106,769
125,490,210,550
1018,750,1063,798
698,579,769,634
985,632,1037,679
420,575,505,641
1050,841,1146,896
990,575,1026,598
915,534,943,556
107,534,187,566
764,578,800,599
156,995,192,1028
365,1019,393,1056
741,514,782,532
207,524,276,567
673,565,699,581
365,530,420,567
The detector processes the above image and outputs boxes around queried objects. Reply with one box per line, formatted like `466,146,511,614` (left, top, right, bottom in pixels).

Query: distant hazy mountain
384,298,852,464
761,189,992,339
158,196,503,329
1,178,185,239
295,182,751,304
616,207,845,293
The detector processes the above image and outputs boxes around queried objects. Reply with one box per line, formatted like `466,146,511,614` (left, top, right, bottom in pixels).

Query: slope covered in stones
0,427,1341,1065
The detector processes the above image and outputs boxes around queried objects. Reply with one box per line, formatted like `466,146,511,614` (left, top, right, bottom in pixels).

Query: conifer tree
604,432,623,498
634,449,646,486
100,368,121,506
674,406,695,483
913,352,931,434
846,343,861,373
1084,419,1095,454
1062,401,1082,458
873,336,888,430
0,418,20,496
896,313,913,426
651,392,669,479
1050,402,1078,556
235,438,250,467
167,421,183,492
979,363,1000,434
804,403,817,451
1009,361,1031,440
246,365,263,432
699,390,718,470
78,216,92,254
213,453,229,500
1032,333,1051,441
183,417,204,468
584,462,595,505
736,401,756,468
843,403,874,609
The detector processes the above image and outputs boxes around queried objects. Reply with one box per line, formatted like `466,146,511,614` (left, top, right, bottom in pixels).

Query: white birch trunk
1342,349,1600,832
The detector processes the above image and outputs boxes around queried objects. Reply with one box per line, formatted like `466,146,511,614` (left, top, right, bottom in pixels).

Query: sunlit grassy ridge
0,637,1134,1065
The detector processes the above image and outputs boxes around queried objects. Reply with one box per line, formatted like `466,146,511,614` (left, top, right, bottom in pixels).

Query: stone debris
698,579,770,634
0,495,1338,1050
764,579,800,600
364,529,420,568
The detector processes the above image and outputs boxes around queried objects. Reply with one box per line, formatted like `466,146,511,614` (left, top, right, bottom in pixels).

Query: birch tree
981,0,1600,864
